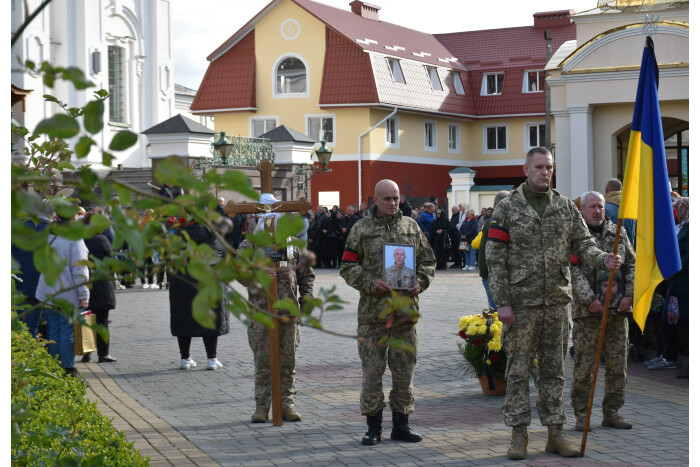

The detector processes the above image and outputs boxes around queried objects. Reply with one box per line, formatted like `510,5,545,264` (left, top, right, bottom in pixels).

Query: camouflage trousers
357,323,417,416
247,319,300,410
570,314,628,420
502,305,568,427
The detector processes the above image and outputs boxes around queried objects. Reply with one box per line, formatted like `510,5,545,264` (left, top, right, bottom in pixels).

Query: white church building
11,0,176,169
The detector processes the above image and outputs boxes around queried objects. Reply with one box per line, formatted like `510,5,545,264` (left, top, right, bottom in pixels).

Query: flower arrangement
457,311,507,380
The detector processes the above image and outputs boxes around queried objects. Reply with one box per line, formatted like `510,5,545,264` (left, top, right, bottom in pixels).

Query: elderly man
384,247,416,289
417,203,435,240
486,147,622,460
570,191,635,431
448,206,463,268
341,179,436,446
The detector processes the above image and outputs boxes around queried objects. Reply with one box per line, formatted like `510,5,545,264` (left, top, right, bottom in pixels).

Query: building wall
11,0,174,170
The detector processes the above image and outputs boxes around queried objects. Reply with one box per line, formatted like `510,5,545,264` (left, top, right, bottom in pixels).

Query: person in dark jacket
81,212,117,363
459,209,478,271
430,208,450,270
399,195,412,218
322,211,342,268
169,222,230,370
12,200,54,337
448,206,463,269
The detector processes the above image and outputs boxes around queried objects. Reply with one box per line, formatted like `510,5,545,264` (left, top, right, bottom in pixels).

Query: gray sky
172,0,596,90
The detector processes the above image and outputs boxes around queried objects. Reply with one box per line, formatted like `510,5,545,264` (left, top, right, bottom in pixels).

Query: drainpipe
357,106,398,206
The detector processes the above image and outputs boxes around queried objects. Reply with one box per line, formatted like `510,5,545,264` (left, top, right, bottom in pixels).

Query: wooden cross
224,158,311,426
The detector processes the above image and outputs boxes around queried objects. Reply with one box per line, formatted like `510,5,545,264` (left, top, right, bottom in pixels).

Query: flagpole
579,217,624,457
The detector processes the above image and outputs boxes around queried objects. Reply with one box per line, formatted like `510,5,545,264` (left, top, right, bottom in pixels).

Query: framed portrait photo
383,243,416,290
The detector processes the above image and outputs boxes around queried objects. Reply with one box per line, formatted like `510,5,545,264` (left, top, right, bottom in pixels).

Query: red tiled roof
435,18,576,116
319,27,378,105
191,31,256,113
293,0,467,71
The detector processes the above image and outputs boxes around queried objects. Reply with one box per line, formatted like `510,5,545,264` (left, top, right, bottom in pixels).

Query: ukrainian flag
619,37,681,332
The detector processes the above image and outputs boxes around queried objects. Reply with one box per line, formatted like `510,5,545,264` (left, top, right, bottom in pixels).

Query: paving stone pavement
79,268,689,466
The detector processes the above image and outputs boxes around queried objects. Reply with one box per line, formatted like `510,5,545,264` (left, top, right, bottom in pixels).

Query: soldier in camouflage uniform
240,238,315,423
485,148,622,460
384,247,416,289
340,179,436,446
570,191,635,431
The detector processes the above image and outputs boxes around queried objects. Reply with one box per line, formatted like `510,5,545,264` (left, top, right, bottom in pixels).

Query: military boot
251,408,269,423
545,424,580,457
282,406,302,422
390,412,422,443
361,410,382,445
507,425,528,460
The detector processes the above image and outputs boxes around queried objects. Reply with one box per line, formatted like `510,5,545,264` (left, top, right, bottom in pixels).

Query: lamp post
211,131,234,161
297,140,333,193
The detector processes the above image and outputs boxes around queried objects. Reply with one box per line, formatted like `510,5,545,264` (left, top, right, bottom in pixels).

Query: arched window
275,56,307,95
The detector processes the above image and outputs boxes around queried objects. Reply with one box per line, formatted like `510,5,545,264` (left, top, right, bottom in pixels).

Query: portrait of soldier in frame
383,244,416,290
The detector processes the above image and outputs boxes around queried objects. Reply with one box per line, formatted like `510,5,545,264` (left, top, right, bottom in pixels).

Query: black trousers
177,336,218,360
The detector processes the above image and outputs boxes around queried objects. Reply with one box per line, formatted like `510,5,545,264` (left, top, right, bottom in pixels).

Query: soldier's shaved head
374,179,400,217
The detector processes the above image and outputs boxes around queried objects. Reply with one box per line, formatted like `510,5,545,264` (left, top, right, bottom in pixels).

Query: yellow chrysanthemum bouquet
457,311,507,379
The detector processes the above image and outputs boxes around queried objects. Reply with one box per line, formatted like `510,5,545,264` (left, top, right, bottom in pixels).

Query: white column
552,108,571,197
568,104,594,199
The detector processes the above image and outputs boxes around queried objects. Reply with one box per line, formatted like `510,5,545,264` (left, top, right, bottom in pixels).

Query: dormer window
274,55,308,97
451,71,465,95
481,72,503,96
523,70,545,93
426,66,442,91
387,58,405,84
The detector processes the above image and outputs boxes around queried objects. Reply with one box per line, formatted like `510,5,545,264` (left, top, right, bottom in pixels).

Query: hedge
11,322,149,466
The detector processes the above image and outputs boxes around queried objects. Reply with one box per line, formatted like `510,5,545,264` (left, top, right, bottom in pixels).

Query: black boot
361,410,382,445
390,412,422,442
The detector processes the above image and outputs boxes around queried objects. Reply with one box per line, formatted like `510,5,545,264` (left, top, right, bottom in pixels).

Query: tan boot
601,413,632,429
507,425,528,460
282,406,302,422
251,408,269,423
545,424,580,457
574,418,586,432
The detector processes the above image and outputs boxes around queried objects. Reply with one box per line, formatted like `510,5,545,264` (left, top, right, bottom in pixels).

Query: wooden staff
579,218,624,457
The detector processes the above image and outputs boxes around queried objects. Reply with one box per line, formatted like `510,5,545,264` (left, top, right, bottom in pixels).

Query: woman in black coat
169,222,230,370
430,208,451,270
82,213,117,363
321,212,341,268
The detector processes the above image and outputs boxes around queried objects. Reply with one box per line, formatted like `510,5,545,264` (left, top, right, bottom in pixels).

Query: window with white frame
448,123,460,152
481,72,504,96
108,45,126,123
424,121,437,151
251,117,278,138
276,56,307,95
426,66,442,91
484,124,508,152
451,70,465,95
387,58,406,84
523,70,545,93
307,115,335,143
386,117,399,147
525,123,546,149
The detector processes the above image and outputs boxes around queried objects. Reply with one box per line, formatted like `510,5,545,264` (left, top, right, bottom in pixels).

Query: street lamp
211,131,234,160
298,140,333,192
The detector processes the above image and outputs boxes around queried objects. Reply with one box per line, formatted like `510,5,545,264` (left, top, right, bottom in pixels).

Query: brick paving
79,268,689,466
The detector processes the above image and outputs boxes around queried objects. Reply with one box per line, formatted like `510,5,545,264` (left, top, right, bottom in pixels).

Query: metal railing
209,135,274,167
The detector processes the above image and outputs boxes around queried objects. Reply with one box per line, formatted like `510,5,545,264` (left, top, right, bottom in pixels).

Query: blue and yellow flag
618,37,681,332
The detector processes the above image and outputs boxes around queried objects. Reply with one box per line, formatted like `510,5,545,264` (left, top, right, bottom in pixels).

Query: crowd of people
13,151,689,459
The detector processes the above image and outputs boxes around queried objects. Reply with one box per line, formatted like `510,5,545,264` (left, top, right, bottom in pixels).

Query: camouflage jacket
570,217,635,319
340,205,436,325
239,239,315,316
485,184,608,308
384,264,416,289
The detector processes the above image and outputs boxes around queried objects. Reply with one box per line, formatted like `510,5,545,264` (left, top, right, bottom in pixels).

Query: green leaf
52,196,78,220
34,244,66,286
61,66,94,90
250,311,275,328
220,170,260,200
246,230,273,247
82,100,104,134
108,130,138,151
134,197,163,210
273,298,299,315
153,156,189,185
101,151,116,166
275,214,304,244
74,136,94,158
33,114,80,139
191,285,218,330
114,184,134,208
11,219,50,251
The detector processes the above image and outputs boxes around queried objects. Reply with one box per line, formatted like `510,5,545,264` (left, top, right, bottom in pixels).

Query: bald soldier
486,147,622,460
384,247,416,289
340,179,436,446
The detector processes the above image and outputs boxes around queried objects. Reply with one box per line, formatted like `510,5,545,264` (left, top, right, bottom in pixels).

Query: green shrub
11,322,149,466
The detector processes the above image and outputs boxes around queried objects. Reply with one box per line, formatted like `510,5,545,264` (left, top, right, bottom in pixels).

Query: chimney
350,1,380,21
533,10,574,29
